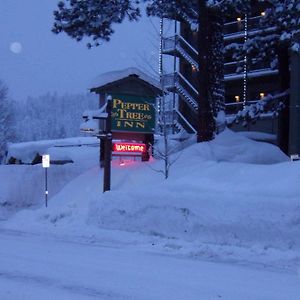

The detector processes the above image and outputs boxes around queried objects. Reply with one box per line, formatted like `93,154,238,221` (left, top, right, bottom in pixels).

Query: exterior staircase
161,32,199,134
162,35,198,70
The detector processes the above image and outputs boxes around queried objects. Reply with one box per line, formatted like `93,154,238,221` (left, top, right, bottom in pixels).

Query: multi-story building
161,3,280,136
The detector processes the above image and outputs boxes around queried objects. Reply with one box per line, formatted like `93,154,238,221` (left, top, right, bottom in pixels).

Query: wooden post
45,168,48,207
103,96,112,192
100,138,105,168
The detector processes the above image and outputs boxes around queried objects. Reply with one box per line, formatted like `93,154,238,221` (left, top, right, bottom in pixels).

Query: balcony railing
161,73,176,90
162,36,176,53
174,108,197,134
225,100,258,115
224,16,261,35
224,60,274,75
162,72,198,110
162,35,198,69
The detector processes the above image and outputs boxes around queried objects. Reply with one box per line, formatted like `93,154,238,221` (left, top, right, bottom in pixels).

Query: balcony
225,100,258,115
224,16,261,35
224,60,277,76
223,16,274,41
225,68,279,81
162,35,198,69
162,72,198,111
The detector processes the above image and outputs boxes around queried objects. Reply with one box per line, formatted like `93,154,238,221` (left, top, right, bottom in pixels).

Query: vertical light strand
158,17,164,134
159,17,163,77
243,13,248,108
172,20,177,134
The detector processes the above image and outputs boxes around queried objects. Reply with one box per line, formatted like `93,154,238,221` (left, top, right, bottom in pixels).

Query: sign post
42,154,50,207
103,97,112,193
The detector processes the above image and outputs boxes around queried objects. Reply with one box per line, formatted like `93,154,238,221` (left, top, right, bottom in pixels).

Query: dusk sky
0,0,165,101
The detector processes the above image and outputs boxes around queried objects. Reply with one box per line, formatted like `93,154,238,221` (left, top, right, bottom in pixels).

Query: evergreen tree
52,0,141,48
0,81,15,162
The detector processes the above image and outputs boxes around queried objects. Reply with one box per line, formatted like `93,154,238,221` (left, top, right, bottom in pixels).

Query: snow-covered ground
0,137,99,219
1,228,299,300
1,129,300,299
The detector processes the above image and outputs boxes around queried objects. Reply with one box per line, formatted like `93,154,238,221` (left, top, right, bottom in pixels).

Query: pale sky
0,0,165,101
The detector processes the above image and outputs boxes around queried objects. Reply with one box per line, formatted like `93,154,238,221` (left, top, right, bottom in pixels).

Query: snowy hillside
2,130,299,271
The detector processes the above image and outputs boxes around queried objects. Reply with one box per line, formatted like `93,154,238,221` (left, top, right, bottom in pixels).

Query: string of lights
159,18,163,77
243,13,248,108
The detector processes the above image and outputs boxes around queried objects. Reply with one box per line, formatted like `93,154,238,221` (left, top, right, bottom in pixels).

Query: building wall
176,4,281,136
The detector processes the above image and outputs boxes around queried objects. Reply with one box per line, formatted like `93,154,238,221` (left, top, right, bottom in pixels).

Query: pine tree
0,81,15,163
52,0,141,48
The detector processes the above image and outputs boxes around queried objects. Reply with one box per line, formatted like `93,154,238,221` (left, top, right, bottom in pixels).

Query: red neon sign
113,143,146,153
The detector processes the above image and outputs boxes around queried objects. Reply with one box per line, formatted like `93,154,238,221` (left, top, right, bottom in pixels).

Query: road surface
0,228,299,300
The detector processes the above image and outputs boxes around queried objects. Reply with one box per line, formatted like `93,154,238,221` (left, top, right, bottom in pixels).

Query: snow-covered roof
89,67,161,91
6,137,99,164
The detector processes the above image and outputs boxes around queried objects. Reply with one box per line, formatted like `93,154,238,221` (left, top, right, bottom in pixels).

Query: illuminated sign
111,94,155,133
113,143,146,153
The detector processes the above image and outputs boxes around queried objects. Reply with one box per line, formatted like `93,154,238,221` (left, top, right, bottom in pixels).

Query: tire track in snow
0,270,129,300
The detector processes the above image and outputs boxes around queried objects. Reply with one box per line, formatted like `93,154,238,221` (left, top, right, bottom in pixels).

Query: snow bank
237,131,277,143
3,130,299,267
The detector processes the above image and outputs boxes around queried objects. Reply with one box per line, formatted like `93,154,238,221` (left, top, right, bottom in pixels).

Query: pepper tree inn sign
111,94,155,133
86,68,161,192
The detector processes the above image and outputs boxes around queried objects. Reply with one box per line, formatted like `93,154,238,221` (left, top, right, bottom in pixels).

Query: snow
1,228,299,300
89,67,161,90
80,106,108,133
6,137,99,164
1,138,99,220
237,131,277,143
2,130,294,247
1,129,300,299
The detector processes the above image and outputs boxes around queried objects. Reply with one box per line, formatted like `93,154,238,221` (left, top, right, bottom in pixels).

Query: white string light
243,13,248,108
159,18,163,77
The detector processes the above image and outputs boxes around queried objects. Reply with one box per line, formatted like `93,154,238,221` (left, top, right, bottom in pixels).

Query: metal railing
162,36,176,53
162,72,198,110
224,16,261,35
225,100,259,115
177,72,198,101
174,108,197,133
161,73,176,90
162,35,198,69
224,60,274,75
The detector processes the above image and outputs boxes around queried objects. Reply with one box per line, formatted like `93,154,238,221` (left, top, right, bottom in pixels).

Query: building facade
161,3,280,136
